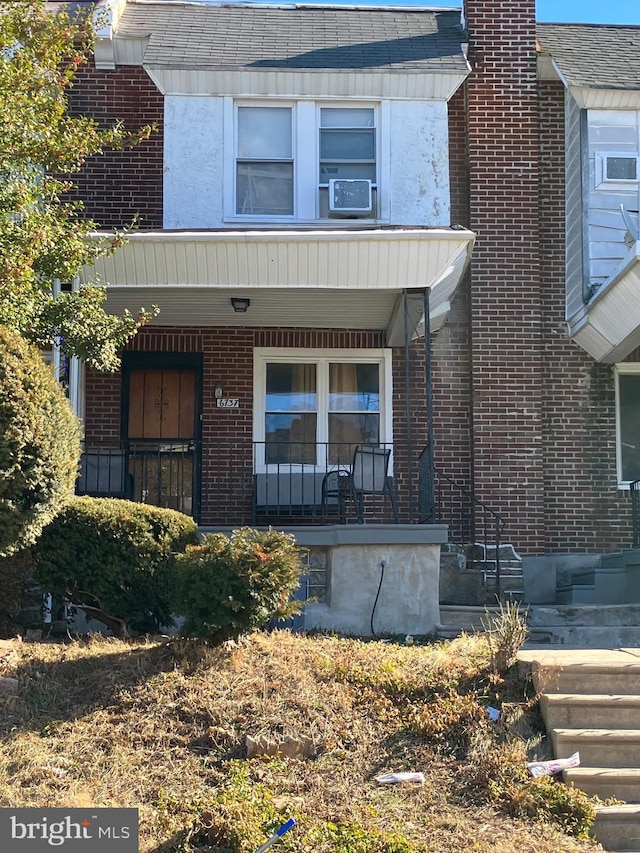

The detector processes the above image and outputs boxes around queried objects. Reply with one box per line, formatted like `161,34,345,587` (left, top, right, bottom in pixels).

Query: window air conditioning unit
328,179,373,217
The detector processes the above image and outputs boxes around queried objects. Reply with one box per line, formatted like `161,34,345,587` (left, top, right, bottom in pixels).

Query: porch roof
567,239,640,362
86,226,475,343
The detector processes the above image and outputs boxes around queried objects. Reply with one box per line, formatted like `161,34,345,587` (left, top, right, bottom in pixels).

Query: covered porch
75,224,480,634
78,224,475,526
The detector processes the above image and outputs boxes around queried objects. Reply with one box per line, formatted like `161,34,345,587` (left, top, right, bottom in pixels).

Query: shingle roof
537,22,640,91
115,2,468,72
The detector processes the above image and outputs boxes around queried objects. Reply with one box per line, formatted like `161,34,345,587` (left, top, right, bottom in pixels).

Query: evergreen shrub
0,326,82,556
33,496,199,636
176,527,305,643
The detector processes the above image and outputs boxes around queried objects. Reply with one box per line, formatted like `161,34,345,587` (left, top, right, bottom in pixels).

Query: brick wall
432,87,473,487
454,1,632,555
538,81,631,551
84,327,425,526
68,63,164,229
463,0,544,552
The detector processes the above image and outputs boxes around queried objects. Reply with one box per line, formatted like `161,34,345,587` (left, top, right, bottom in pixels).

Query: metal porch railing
77,442,201,520
418,448,506,598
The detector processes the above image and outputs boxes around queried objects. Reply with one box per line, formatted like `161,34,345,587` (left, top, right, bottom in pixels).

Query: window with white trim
236,106,293,216
615,365,640,484
595,152,639,189
229,101,380,221
319,107,377,218
254,348,392,469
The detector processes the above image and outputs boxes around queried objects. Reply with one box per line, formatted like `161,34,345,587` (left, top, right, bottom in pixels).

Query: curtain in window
328,363,380,464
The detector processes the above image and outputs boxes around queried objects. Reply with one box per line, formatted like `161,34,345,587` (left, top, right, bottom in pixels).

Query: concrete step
594,805,640,853
541,694,640,730
437,604,518,639
530,662,640,695
528,604,640,628
438,605,500,630
552,728,640,768
526,604,640,646
564,767,640,803
526,625,640,646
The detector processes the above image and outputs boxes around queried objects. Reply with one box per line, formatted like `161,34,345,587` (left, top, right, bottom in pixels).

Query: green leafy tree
0,0,157,371
0,326,82,556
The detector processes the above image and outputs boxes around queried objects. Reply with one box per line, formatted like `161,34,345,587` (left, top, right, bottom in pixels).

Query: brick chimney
462,0,543,551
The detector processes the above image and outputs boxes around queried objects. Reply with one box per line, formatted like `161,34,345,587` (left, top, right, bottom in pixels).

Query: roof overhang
567,240,640,362
565,86,640,110
142,67,470,101
85,227,475,343
536,53,640,109
93,1,471,98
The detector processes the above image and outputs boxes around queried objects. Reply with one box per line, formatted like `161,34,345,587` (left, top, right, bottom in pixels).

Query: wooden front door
124,361,201,518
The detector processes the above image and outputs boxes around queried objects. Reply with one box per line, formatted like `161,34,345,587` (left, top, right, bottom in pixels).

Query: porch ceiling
86,227,475,338
567,240,640,362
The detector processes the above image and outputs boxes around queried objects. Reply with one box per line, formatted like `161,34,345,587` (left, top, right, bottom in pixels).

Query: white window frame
317,103,377,217
253,347,393,472
230,101,296,220
224,99,387,224
615,363,640,487
595,151,640,190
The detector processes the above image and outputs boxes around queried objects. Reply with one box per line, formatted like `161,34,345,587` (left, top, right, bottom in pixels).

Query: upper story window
595,152,639,189
229,101,380,222
236,106,293,216
319,107,376,218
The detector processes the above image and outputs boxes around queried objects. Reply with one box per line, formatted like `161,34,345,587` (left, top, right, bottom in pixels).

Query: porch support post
52,277,82,417
403,289,415,523
423,287,435,521
52,279,62,383
68,276,81,417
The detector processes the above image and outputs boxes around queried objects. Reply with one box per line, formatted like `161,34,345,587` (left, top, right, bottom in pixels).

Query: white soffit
102,287,398,329
567,241,640,362
87,227,475,334
567,86,640,110
142,68,469,101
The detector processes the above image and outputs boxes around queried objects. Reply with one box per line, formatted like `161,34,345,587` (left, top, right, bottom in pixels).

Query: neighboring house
58,0,640,625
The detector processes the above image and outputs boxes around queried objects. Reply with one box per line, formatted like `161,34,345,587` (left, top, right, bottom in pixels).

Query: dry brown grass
0,632,601,853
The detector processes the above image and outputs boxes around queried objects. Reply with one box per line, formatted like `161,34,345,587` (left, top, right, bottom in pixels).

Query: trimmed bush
0,548,34,638
0,326,82,556
33,496,199,636
176,527,305,643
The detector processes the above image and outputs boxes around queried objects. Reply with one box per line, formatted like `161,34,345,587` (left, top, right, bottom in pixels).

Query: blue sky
243,0,640,25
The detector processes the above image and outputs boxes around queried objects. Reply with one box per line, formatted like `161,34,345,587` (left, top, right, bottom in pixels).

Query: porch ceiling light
231,297,250,313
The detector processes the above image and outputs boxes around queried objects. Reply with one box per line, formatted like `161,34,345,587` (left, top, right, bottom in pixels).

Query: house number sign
216,398,240,408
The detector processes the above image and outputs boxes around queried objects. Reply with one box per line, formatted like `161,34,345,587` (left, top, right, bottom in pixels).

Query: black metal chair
321,445,399,524
320,467,352,523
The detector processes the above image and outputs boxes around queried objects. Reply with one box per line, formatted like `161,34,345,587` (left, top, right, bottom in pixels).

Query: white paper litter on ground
527,751,580,778
375,772,425,784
